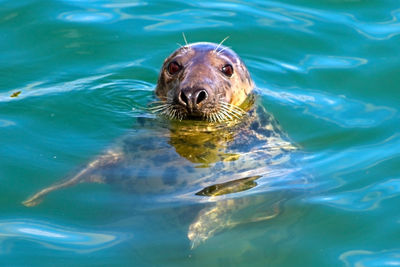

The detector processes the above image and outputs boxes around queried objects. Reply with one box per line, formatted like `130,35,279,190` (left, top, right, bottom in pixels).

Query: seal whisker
206,113,211,122
182,32,188,46
223,112,230,121
148,104,168,110
216,46,231,56
172,109,177,120
172,107,180,121
208,113,213,122
161,107,170,117
219,101,244,111
210,113,215,123
214,113,220,122
169,108,175,120
175,109,184,121
213,113,219,123
219,101,245,115
149,100,166,104
148,105,169,112
149,107,169,114
213,36,230,54
222,108,242,120
220,105,240,119
219,112,226,122
219,104,244,117
207,113,212,123
217,113,224,122
220,108,233,120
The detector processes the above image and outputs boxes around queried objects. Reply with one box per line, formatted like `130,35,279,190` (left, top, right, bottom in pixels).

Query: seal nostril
196,90,208,105
179,91,189,106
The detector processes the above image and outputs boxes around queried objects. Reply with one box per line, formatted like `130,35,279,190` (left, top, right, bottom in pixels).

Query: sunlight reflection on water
0,220,125,253
58,11,116,23
260,86,396,128
340,249,400,267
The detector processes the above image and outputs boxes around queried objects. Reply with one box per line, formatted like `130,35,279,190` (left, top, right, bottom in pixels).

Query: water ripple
340,249,400,267
0,74,111,103
144,9,233,31
229,1,400,40
0,219,125,253
261,86,396,128
193,1,315,32
308,178,400,211
0,119,15,127
345,9,400,40
58,11,116,23
249,54,367,74
299,55,368,72
262,1,400,40
54,0,400,40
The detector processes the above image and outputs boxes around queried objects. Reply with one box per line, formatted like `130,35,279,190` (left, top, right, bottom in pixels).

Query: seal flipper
188,196,281,249
188,176,283,249
22,149,123,207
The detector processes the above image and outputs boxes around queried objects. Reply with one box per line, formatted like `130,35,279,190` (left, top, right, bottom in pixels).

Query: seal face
154,42,254,122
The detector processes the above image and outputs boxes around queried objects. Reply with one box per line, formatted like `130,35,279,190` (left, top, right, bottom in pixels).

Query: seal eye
221,64,233,77
167,61,181,75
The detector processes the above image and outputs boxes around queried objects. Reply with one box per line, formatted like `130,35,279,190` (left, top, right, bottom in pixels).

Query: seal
23,41,301,249
151,42,254,122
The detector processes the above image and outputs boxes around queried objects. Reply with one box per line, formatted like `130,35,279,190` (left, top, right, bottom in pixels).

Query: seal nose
178,89,208,109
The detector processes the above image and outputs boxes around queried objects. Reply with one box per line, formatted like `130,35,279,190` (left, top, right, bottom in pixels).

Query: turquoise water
1,0,400,266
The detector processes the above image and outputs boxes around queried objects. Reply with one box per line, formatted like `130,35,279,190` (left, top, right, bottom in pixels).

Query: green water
1,0,400,266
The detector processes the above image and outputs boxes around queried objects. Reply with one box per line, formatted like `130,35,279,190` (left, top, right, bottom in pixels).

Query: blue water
1,0,400,266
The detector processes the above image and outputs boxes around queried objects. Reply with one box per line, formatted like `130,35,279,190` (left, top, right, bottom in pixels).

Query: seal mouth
149,100,246,123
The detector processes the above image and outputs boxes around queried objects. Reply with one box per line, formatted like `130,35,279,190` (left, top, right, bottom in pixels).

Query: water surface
1,0,400,266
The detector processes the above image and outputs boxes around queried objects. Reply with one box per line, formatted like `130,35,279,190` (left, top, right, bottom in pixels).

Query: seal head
154,42,254,122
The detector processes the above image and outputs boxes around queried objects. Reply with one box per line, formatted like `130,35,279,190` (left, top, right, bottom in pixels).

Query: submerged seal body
23,42,300,248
